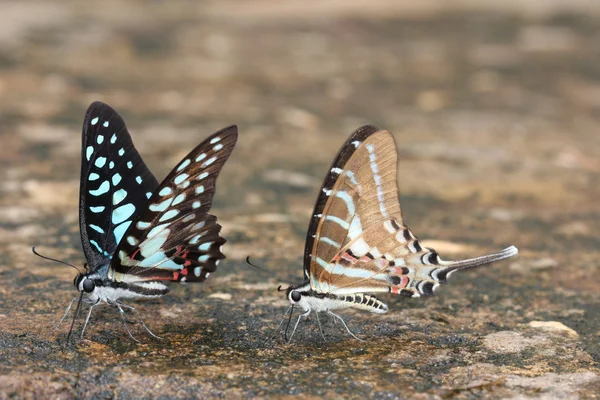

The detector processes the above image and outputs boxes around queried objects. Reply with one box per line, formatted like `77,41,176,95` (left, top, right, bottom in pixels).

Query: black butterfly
55,101,237,341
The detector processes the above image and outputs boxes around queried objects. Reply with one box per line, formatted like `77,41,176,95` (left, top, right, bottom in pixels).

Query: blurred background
1,0,599,398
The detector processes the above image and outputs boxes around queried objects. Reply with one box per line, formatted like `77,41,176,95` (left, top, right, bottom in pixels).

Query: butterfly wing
79,102,159,273
305,126,518,297
108,126,237,283
303,126,401,291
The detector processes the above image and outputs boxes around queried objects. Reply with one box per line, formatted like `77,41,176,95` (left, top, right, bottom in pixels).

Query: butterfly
54,101,237,341
279,125,519,341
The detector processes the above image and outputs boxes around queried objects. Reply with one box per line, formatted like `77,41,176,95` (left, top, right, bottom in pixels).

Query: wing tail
386,245,519,298
437,246,518,278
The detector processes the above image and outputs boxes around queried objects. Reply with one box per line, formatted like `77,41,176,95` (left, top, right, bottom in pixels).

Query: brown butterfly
280,125,518,341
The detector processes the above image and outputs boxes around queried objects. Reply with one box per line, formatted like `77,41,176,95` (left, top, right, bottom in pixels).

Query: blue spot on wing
113,221,132,245
89,181,110,196
137,252,181,269
90,239,103,253
112,203,136,225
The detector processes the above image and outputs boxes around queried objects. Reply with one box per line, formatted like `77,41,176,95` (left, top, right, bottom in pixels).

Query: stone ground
0,1,599,399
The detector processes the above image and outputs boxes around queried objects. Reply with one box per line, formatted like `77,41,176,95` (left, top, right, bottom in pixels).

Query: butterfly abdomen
339,293,388,313
88,279,170,303
298,288,388,314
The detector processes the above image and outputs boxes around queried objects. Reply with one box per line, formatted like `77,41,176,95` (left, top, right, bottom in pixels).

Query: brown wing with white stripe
306,125,518,297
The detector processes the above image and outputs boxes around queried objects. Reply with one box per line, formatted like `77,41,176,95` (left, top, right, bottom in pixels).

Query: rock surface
0,1,599,399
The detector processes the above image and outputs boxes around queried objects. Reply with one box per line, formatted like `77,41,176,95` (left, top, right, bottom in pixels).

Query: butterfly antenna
66,291,85,343
32,247,82,273
245,256,269,273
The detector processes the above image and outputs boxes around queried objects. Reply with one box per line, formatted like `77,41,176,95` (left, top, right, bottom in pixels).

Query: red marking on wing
332,251,357,263
181,268,188,276
130,248,140,260
390,276,409,293
388,266,405,275
173,271,180,280
342,252,357,263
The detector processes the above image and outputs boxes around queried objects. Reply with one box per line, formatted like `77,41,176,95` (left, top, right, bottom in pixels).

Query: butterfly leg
315,312,326,341
270,305,294,342
80,300,100,338
287,309,311,344
53,297,78,332
114,303,141,343
116,301,163,340
327,311,364,341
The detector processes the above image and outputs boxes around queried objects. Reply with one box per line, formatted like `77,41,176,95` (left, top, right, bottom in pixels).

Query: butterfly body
286,283,388,314
56,102,237,340
74,272,169,304
282,125,518,341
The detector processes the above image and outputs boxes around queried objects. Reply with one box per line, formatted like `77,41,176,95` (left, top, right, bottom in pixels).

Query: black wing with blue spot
108,126,237,283
79,102,159,273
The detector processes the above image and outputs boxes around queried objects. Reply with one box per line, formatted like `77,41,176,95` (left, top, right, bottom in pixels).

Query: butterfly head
286,286,302,304
73,273,96,294
279,283,312,311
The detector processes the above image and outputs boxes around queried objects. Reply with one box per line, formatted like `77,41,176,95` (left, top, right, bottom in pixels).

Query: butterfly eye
290,290,301,302
82,278,95,293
